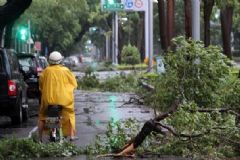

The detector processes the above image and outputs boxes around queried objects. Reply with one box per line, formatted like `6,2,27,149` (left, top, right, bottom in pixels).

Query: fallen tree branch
157,122,210,138
190,108,240,117
154,99,180,121
139,80,155,91
112,81,240,156
124,96,144,105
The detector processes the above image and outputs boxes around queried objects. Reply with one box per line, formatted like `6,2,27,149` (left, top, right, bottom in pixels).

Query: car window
19,57,36,67
11,53,20,72
7,52,19,72
18,57,36,71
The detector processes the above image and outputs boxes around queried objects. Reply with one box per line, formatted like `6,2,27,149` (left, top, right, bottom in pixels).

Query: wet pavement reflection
73,90,154,148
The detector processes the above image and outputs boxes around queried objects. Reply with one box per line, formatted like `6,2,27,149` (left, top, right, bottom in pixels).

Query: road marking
28,126,38,138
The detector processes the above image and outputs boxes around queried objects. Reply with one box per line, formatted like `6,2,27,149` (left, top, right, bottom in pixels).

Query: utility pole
28,20,31,53
148,0,154,71
192,0,201,40
105,34,110,60
111,11,119,65
114,12,118,65
27,20,34,53
112,12,115,65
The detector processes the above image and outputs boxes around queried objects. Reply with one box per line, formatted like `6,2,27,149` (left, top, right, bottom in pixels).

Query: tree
0,0,32,47
166,0,175,47
220,4,234,59
203,0,215,47
116,37,240,158
157,0,168,52
18,0,87,54
216,0,240,59
157,0,175,52
121,44,140,65
184,0,192,38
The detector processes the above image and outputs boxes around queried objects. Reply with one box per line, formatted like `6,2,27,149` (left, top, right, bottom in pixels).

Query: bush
116,63,148,70
78,67,100,90
99,74,138,92
0,138,81,159
121,44,141,65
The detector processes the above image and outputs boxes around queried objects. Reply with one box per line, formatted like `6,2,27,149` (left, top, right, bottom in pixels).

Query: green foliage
86,118,140,154
77,71,139,92
116,63,148,70
137,37,240,158
121,44,141,65
94,61,115,71
222,78,240,111
78,67,100,90
144,36,230,110
0,138,81,159
99,74,138,92
17,0,87,53
216,0,239,8
83,116,239,158
139,72,159,82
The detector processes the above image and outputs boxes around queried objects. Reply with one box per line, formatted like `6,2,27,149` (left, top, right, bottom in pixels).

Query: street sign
34,41,41,51
101,0,147,11
156,57,165,74
124,0,147,11
102,0,124,11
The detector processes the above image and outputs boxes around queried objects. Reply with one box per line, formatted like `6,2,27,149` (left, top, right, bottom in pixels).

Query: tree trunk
220,5,233,59
158,0,168,52
137,13,144,61
118,23,124,64
203,0,215,47
184,0,192,38
167,0,175,47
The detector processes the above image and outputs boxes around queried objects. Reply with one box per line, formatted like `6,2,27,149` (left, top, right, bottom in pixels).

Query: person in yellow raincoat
38,51,78,141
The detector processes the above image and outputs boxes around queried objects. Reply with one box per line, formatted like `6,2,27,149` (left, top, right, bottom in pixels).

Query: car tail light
37,67,43,76
8,80,17,96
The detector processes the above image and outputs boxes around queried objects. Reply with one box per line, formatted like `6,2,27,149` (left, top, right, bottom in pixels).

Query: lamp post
27,20,34,53
192,0,200,40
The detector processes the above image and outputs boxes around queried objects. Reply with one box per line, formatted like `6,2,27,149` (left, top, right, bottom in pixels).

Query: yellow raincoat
38,65,77,136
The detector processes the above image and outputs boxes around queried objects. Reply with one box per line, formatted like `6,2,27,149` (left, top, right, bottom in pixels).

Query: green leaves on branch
0,138,81,159
18,0,88,53
138,36,240,158
151,36,230,110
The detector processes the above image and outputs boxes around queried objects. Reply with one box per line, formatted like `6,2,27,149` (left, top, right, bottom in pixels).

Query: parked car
62,57,75,69
16,53,43,99
0,48,28,124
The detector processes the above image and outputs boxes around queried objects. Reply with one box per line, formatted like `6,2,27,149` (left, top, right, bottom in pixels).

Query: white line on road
28,126,38,138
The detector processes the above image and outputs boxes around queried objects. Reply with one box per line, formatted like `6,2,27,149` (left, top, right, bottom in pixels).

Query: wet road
73,90,154,147
0,90,154,147
0,99,39,139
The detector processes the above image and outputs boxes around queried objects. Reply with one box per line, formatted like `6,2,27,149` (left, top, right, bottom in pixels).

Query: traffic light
106,0,114,4
18,27,28,41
